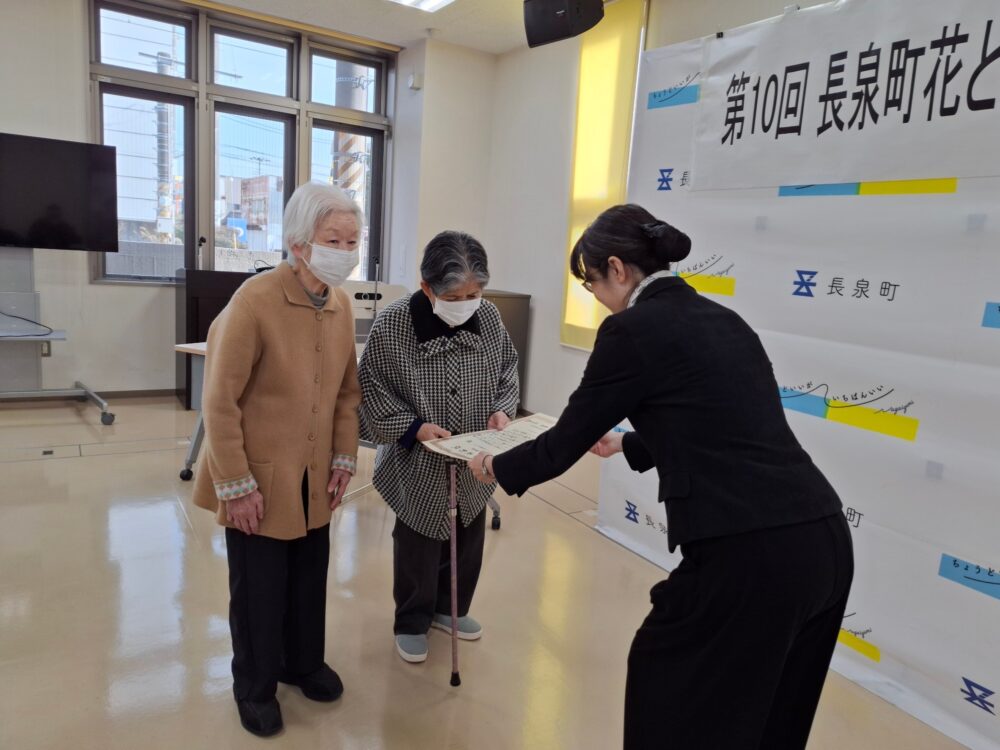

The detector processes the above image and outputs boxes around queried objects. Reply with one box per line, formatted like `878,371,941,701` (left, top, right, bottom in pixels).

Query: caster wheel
179,469,194,481
101,412,116,425
491,516,501,530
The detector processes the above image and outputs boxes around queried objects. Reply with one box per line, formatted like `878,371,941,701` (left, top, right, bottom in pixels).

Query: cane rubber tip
451,672,461,686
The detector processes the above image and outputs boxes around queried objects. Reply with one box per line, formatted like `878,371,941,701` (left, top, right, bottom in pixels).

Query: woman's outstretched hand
589,431,624,458
468,451,495,484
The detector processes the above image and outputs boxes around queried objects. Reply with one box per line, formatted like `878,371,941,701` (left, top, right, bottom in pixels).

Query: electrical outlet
40,341,51,357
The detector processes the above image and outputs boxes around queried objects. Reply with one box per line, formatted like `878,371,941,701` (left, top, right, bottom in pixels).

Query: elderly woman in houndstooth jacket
358,230,519,664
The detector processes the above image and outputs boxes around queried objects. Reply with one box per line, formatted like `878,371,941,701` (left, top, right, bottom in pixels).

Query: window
213,108,293,272
90,1,393,284
310,124,383,279
311,54,379,113
98,6,189,78
101,89,190,281
212,31,291,97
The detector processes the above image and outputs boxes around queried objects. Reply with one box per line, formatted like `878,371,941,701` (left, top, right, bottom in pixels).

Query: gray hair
420,231,490,295
282,181,364,267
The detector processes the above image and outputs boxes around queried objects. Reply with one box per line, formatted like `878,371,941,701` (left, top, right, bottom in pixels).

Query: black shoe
279,663,344,702
236,698,283,737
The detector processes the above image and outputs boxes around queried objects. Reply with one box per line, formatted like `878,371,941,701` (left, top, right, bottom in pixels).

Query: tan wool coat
192,262,361,539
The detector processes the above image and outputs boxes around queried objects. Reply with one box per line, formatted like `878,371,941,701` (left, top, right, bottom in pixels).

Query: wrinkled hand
227,489,264,535
468,451,494,484
487,411,511,431
589,431,624,459
417,422,452,442
328,469,352,512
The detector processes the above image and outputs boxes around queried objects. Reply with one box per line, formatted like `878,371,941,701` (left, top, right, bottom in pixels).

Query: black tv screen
0,132,118,253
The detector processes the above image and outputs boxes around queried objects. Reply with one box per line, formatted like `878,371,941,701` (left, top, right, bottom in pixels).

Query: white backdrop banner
691,0,1000,190
597,1,1000,747
596,424,683,573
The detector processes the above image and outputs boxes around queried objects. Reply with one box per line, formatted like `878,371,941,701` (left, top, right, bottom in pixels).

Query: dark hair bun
641,221,691,263
570,204,692,283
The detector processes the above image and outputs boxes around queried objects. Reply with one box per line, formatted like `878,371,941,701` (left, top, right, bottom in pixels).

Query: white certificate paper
420,413,557,461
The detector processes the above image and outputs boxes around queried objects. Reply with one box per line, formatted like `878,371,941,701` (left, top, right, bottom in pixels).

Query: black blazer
492,276,842,551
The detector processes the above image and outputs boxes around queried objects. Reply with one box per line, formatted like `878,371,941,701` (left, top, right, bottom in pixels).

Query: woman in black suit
467,204,853,750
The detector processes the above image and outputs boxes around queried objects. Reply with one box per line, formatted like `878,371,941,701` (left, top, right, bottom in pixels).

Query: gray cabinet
482,289,530,411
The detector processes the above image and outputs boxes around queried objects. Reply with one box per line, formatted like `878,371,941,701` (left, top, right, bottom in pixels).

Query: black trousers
392,507,486,635
624,512,854,750
226,473,330,702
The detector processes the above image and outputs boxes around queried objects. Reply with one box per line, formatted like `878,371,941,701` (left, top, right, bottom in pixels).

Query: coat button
308,434,316,441
450,388,458,396
315,312,323,321
310,463,317,470
311,493,316,501
312,405,319,413
315,344,322,352
314,374,320,383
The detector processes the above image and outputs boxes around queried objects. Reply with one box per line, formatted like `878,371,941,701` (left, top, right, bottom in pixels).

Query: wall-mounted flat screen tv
0,132,118,253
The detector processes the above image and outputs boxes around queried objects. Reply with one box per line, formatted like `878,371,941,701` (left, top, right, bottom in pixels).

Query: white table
174,342,206,480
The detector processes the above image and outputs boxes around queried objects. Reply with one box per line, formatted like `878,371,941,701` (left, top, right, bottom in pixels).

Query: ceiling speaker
524,0,604,48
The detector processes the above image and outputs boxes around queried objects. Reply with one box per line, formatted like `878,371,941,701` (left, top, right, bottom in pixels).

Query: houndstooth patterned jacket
358,292,519,539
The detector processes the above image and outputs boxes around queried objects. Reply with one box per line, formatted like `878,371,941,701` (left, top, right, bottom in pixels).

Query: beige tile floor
0,397,967,750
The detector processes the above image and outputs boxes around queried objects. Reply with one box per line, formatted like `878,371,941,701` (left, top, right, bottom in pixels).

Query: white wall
387,39,498,291
419,41,496,247
0,0,177,392
484,39,588,415
387,41,427,288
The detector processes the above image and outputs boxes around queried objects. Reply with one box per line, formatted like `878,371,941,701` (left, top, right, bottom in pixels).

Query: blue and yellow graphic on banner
982,302,1000,329
939,554,1000,602
778,178,958,197
837,630,882,662
677,271,736,296
647,85,700,109
780,389,919,441
560,0,646,351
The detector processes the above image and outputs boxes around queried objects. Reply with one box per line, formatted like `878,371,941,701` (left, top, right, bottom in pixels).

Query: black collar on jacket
633,275,690,305
409,290,482,343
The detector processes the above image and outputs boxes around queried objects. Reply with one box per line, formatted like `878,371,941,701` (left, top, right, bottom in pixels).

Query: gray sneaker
431,613,483,641
395,634,428,663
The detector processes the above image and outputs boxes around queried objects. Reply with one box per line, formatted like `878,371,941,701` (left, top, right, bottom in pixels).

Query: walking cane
448,462,461,687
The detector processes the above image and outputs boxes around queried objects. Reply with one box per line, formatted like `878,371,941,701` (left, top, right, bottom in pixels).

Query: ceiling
223,0,531,55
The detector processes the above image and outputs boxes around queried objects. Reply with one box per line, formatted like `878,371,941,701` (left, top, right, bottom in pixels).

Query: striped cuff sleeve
332,454,357,475
214,474,258,502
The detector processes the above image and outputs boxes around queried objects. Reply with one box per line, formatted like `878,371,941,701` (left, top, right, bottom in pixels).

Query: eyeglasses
581,279,594,293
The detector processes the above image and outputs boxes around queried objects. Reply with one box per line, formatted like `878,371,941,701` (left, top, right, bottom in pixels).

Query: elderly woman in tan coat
192,182,361,738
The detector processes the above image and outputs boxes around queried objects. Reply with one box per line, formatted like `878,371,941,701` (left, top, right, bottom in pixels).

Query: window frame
209,102,297,272
208,22,297,100
89,0,394,285
91,82,196,285
308,45,386,116
93,0,195,82
308,119,386,280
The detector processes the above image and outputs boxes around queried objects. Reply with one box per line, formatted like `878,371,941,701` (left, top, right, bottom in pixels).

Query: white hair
282,181,365,267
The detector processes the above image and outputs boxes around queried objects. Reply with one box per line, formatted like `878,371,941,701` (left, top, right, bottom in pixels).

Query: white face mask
433,296,482,327
303,242,359,288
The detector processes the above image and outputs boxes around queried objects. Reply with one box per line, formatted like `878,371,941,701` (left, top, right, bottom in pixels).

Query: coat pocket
657,471,690,502
248,461,275,508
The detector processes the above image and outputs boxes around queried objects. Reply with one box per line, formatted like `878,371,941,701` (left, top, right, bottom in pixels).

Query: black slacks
226,472,330,702
624,512,854,750
392,507,486,635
